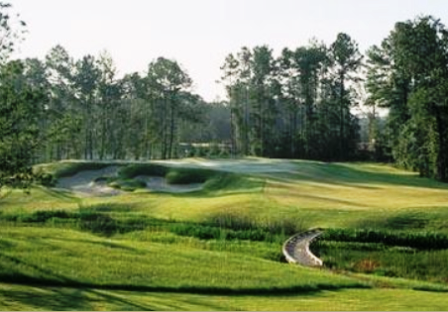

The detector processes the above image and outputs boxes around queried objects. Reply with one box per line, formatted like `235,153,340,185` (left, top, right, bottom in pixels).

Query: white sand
54,159,298,196
56,166,121,197
155,158,299,173
55,166,204,196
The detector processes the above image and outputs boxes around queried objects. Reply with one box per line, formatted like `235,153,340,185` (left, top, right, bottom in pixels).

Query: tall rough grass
312,228,448,283
321,228,448,250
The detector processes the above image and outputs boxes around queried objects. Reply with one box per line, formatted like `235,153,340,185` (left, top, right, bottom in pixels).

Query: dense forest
1,0,448,183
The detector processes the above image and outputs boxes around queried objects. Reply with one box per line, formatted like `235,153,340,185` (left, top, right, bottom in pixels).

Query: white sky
11,0,448,101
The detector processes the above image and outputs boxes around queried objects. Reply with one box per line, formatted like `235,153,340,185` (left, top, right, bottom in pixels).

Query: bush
119,164,169,179
206,213,255,231
169,222,282,243
78,212,119,235
204,212,304,236
36,172,57,187
165,168,215,185
0,207,156,236
19,210,75,223
108,179,147,191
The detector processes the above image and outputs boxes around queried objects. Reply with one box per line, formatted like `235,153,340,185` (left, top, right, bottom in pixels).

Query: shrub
35,172,57,187
108,179,147,191
54,162,112,178
204,212,304,236
77,211,119,235
169,222,282,243
165,168,215,185
19,210,75,223
205,213,255,231
118,164,169,179
81,203,131,213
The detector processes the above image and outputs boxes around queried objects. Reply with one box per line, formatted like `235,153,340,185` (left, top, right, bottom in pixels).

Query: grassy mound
165,168,216,185
118,164,169,179
36,161,261,194
35,161,114,179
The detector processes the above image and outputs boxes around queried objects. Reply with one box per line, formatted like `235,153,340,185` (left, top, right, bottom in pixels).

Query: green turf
1,158,448,310
2,284,448,311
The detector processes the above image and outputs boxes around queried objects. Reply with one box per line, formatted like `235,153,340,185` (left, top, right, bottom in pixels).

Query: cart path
283,229,323,267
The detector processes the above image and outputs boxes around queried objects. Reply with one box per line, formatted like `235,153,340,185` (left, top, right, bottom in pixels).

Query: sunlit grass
1,158,448,310
1,284,448,311
0,226,363,291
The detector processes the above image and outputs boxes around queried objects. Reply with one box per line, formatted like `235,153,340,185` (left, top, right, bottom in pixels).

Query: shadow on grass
80,202,138,213
354,211,430,231
38,186,81,203
0,239,14,249
273,162,448,190
269,172,382,191
265,183,370,207
0,287,93,311
166,174,265,199
0,246,368,298
0,273,370,297
0,252,155,310
47,236,144,254
0,205,301,244
0,285,156,310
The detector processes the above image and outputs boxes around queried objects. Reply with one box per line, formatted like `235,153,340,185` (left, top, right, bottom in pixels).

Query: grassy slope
9,160,448,229
264,162,448,229
1,158,448,310
2,284,448,311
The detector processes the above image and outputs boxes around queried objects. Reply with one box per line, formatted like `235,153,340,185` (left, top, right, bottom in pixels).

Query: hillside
1,158,448,310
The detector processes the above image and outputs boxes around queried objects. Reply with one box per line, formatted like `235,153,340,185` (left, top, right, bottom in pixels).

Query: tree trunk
168,96,175,159
339,73,345,160
435,107,448,182
230,99,235,158
162,97,168,160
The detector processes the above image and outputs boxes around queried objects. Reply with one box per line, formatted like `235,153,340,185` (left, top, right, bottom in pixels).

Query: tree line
24,47,210,161
1,0,448,184
366,16,448,182
220,34,362,160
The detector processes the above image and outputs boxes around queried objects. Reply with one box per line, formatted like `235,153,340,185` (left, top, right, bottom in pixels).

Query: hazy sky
11,0,448,101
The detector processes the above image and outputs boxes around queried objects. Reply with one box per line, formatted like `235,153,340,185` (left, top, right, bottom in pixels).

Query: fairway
1,158,448,310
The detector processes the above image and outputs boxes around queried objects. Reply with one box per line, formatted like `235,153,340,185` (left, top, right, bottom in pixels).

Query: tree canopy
1,1,448,185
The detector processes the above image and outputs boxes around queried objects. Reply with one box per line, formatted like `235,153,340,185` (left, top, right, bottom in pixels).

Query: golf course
1,158,448,310
3,0,448,310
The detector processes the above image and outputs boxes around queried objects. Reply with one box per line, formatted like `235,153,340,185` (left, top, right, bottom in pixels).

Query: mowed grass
1,226,448,311
265,162,448,211
2,283,448,311
0,226,365,291
5,159,448,230
1,158,448,310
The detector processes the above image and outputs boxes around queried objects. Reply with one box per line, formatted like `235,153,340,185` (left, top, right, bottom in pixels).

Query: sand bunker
56,166,122,197
134,175,204,193
55,166,204,197
156,158,299,173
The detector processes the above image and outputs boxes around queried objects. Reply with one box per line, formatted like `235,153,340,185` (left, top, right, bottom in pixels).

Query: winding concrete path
283,229,323,267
